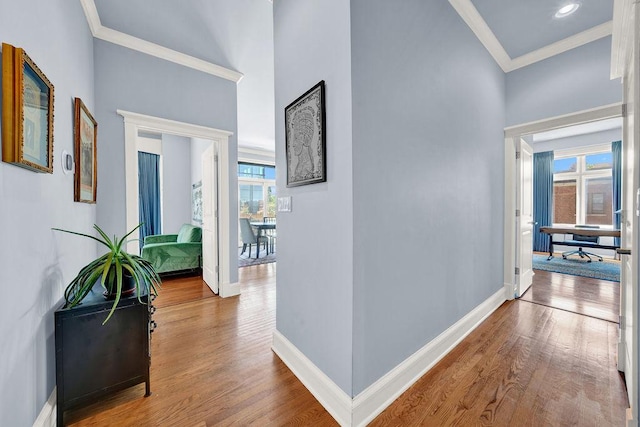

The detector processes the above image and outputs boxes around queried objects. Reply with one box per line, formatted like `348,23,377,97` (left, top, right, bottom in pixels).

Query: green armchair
141,224,202,274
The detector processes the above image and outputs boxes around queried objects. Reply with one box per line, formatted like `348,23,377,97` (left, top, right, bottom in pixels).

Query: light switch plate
277,196,292,212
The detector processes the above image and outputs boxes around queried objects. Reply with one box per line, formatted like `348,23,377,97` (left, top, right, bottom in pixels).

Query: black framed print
285,80,326,187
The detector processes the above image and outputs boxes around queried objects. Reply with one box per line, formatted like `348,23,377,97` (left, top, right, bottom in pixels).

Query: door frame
118,110,239,297
503,102,624,300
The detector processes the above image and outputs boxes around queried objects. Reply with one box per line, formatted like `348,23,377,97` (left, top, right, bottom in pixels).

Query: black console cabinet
54,282,153,426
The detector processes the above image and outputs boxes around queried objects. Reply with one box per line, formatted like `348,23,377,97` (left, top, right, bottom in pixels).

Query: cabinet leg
145,380,151,397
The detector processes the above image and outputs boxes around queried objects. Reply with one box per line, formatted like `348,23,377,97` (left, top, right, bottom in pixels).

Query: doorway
504,103,624,300
118,110,240,298
503,102,638,412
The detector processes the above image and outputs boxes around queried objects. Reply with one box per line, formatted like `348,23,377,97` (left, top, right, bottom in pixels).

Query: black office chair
562,225,603,262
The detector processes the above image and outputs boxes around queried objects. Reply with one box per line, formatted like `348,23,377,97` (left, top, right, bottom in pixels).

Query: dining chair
263,217,276,253
239,218,269,258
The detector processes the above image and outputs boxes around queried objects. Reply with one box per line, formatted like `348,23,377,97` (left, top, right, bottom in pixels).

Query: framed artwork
1,43,55,173
74,98,97,203
285,80,326,187
192,181,203,223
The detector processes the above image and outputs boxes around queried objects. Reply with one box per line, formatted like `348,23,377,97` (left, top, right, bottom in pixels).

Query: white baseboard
220,281,240,298
33,388,56,427
272,288,506,426
351,288,506,426
272,331,352,426
504,281,515,300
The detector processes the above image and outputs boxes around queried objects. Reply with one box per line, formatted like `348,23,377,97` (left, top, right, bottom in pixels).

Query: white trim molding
117,110,236,295
504,103,624,138
448,0,613,73
272,288,506,426
33,388,56,427
79,0,243,82
509,22,613,72
611,0,636,79
351,288,506,427
272,331,352,426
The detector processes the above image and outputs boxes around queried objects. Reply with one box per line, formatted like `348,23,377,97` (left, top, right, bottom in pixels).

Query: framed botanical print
285,80,326,187
74,98,97,203
1,43,55,173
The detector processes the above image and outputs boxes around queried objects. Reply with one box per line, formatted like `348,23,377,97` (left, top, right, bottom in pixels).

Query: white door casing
612,1,639,424
503,104,624,301
118,110,239,297
516,138,534,298
202,144,219,294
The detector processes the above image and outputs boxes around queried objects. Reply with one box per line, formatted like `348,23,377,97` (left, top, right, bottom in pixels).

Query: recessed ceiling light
555,3,580,18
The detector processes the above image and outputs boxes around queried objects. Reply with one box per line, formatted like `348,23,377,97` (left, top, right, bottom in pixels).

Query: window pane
553,157,577,173
239,184,264,220
585,152,613,171
553,179,576,224
585,177,612,225
266,185,277,217
264,166,276,180
238,163,266,178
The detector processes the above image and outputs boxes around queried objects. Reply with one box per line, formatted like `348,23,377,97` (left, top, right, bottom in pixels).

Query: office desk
250,222,276,258
539,226,620,260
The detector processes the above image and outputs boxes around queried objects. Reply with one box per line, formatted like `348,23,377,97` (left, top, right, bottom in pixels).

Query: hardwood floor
153,272,216,309
65,264,628,426
520,269,620,323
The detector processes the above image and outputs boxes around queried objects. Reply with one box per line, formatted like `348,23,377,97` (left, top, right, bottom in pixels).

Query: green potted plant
53,223,161,324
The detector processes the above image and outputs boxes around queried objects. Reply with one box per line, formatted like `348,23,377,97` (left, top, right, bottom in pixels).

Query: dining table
250,221,276,258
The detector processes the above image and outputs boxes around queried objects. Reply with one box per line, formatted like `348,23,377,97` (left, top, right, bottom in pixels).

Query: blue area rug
533,254,620,282
238,247,276,268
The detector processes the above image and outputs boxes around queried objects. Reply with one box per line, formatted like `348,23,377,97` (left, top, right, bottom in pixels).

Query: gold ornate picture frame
2,43,55,173
74,98,97,203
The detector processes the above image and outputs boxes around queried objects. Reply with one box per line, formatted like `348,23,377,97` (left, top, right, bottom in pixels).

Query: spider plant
53,223,161,324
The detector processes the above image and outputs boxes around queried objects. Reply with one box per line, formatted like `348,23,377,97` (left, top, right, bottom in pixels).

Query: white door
516,138,534,297
202,144,219,294
619,11,639,421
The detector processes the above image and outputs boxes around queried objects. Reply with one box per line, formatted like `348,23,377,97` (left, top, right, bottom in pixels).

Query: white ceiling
82,0,616,151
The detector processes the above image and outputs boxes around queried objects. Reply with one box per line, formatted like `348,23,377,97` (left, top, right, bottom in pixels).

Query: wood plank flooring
65,264,628,426
520,269,620,323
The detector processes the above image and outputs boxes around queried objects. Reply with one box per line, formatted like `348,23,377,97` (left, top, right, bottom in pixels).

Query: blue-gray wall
506,36,621,126
273,0,505,397
94,40,239,284
351,0,506,394
161,134,192,233
274,0,354,394
0,1,95,425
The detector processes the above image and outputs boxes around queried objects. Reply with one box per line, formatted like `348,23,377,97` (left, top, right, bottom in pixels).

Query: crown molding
610,0,635,79
448,0,613,73
447,0,511,71
79,0,243,83
509,21,613,72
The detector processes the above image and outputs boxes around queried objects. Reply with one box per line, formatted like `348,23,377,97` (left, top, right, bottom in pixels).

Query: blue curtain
533,151,554,252
612,140,622,246
138,152,161,252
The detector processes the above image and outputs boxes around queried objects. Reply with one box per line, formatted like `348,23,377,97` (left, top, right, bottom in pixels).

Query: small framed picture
285,80,326,187
74,98,97,203
1,43,55,173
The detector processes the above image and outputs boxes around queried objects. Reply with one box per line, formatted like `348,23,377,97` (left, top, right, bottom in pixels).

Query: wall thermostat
61,150,74,174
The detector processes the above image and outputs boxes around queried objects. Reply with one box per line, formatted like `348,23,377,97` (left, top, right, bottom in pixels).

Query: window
238,162,275,179
238,162,276,222
553,146,612,227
